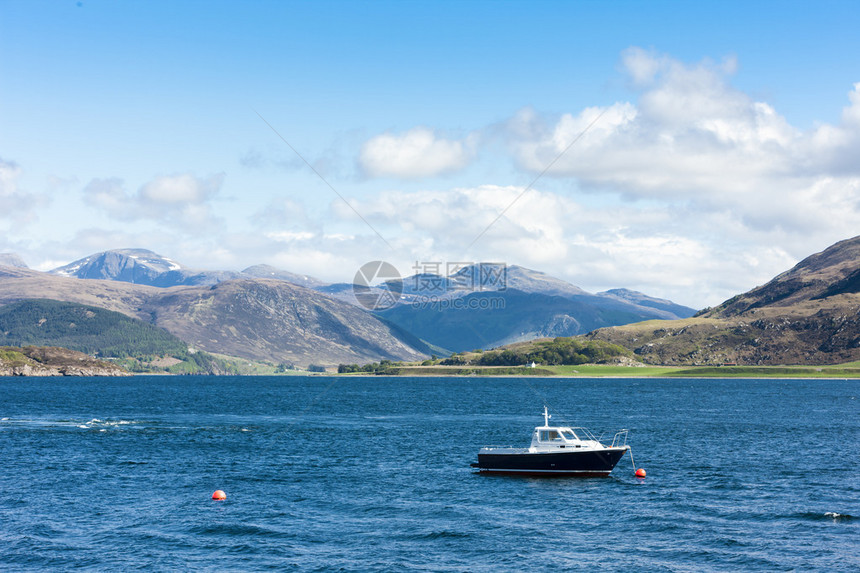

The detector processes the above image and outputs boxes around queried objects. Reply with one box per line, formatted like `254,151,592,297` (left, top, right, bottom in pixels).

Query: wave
1,417,152,431
795,511,854,521
189,523,290,538
78,419,139,430
404,530,472,541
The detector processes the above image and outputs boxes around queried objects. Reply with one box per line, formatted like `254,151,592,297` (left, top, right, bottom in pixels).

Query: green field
356,362,860,378
544,364,684,377
533,363,860,378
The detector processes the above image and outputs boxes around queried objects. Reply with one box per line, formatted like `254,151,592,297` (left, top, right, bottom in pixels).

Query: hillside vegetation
0,299,236,374
472,337,633,366
431,337,635,367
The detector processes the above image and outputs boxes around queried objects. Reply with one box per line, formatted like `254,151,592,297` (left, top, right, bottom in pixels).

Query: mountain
706,236,860,316
373,264,696,353
586,236,860,365
0,253,28,268
148,278,429,365
36,250,695,362
499,265,589,298
392,264,587,302
598,288,696,319
377,288,684,353
51,248,245,287
52,248,183,279
51,249,327,290
0,299,235,374
0,267,428,367
317,264,590,307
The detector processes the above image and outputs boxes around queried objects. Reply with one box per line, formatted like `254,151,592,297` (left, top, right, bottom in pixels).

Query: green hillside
0,299,236,374
473,337,633,366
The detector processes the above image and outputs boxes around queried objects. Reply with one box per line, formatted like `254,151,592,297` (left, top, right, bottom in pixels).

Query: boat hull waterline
473,447,628,476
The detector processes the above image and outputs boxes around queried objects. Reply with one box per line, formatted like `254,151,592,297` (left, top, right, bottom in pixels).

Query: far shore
332,362,860,379
5,362,860,379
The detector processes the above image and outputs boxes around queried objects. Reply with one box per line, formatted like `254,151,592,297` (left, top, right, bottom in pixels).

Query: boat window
561,430,577,440
539,430,561,442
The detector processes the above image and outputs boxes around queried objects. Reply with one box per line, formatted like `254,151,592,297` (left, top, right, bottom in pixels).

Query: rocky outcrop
0,346,131,376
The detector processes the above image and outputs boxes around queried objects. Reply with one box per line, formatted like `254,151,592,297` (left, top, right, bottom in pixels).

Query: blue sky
2,0,859,307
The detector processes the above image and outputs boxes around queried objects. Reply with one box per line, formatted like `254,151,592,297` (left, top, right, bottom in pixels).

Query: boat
471,406,630,476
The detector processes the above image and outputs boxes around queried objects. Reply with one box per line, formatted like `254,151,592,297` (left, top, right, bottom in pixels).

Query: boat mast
544,405,549,427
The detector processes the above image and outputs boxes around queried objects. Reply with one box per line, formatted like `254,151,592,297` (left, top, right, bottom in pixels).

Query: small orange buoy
212,489,226,500
635,468,646,478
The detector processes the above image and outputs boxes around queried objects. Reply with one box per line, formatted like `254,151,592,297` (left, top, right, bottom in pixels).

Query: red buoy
635,468,646,478
212,489,226,500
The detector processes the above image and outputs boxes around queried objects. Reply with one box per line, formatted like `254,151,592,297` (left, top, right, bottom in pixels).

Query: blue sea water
0,376,857,572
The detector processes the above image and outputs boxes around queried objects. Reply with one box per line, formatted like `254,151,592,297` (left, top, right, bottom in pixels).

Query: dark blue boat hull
474,447,628,476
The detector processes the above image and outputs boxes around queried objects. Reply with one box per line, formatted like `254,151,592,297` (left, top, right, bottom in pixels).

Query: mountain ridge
587,235,860,365
50,248,326,290
0,269,428,367
4,248,697,365
706,236,860,316
372,264,695,353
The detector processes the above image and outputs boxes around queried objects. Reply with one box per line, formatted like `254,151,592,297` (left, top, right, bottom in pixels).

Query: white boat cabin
528,407,605,452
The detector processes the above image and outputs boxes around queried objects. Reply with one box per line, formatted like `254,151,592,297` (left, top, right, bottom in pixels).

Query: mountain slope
586,236,860,365
707,236,860,316
0,299,234,374
374,264,696,353
150,279,429,365
0,269,428,366
0,298,187,356
598,288,696,319
377,288,686,353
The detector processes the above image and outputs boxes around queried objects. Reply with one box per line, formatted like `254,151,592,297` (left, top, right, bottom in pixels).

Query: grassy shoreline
337,362,860,378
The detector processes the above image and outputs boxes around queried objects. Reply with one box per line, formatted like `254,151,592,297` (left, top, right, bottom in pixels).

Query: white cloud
139,174,220,204
843,82,860,127
83,173,225,230
513,54,800,200
0,157,48,223
266,230,316,242
16,49,860,311
82,178,127,214
359,127,475,178
0,158,24,208
328,183,809,308
505,49,860,245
